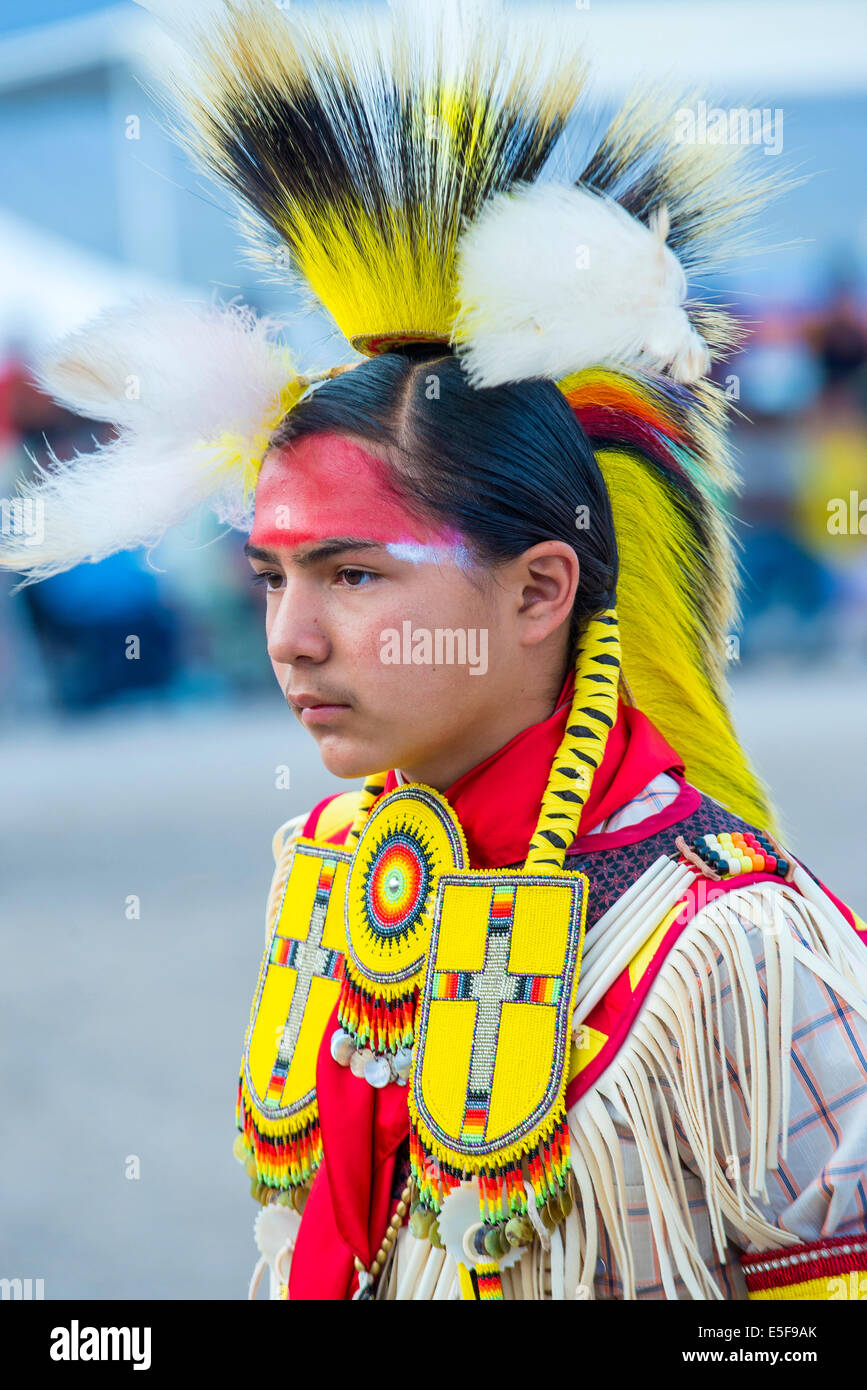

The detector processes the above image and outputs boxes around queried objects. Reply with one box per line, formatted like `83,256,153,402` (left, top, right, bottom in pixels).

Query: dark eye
337,568,376,587
251,570,283,591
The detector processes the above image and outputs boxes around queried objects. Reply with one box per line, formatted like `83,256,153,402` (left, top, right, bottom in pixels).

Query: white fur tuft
453,182,711,388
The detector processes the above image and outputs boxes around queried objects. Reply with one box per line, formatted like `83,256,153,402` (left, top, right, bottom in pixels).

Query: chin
315,735,394,781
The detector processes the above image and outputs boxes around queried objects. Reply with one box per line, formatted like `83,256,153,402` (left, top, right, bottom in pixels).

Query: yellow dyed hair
597,445,775,830
147,1,585,351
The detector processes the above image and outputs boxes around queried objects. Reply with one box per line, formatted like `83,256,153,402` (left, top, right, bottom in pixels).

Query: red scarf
288,680,682,1299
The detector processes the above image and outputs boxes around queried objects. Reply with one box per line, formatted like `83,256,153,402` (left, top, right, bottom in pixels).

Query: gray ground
2,671,865,1300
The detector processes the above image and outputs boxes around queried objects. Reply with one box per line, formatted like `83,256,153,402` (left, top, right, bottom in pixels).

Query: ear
513,542,579,647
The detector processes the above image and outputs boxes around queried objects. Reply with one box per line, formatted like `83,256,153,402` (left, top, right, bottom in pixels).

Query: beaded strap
343,772,389,850
524,608,621,873
741,1234,867,1300
352,1180,414,1298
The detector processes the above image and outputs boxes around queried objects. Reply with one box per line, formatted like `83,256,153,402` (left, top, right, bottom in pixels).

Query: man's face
246,432,514,785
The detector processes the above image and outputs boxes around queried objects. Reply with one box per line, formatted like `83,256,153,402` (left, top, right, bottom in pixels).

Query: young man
3,0,866,1301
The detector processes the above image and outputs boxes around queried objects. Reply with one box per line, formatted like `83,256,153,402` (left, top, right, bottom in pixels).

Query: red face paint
249,433,457,553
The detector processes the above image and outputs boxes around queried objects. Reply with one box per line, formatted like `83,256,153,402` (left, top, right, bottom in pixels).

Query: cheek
262,595,281,643
404,571,493,636
371,578,495,674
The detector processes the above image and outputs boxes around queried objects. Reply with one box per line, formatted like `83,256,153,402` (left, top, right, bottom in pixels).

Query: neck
399,671,570,792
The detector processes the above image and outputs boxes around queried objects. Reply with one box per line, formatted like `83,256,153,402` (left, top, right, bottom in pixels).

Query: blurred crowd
1,268,867,717
728,267,867,664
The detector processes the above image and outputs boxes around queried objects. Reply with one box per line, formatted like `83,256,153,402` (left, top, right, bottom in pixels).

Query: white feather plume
453,181,711,388
1,299,300,588
36,297,295,436
1,436,248,588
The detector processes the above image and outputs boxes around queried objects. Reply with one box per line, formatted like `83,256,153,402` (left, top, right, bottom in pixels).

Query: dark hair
269,352,618,666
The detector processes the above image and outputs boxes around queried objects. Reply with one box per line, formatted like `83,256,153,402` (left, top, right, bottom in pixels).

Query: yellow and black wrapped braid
343,773,389,851
524,608,621,872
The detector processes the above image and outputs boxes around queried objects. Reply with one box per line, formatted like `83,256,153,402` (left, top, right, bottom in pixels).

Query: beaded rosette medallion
337,785,469,1074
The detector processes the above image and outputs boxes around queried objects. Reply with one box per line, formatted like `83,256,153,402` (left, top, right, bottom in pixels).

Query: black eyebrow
243,542,280,562
243,538,386,568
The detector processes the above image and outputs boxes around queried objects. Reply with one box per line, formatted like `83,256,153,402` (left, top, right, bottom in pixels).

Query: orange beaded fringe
337,976,417,1052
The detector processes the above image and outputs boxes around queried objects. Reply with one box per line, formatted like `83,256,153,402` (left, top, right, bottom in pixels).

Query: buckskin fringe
372,879,867,1299
564,880,867,1299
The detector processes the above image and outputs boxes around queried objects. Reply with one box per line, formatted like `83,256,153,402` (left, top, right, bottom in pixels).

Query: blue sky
1,1,118,35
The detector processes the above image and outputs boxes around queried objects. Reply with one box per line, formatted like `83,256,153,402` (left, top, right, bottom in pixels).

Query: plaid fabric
578,891,867,1300
582,771,680,835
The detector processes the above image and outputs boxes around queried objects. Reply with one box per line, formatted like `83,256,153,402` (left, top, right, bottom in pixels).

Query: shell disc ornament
335,785,468,1062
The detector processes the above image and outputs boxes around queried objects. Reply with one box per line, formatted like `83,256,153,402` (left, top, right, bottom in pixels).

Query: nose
265,577,331,666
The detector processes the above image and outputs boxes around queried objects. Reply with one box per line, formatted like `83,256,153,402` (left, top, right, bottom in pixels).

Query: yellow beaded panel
409,868,588,1168
243,841,352,1121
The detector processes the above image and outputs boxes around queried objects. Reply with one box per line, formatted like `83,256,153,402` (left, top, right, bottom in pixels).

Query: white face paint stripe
385,541,475,568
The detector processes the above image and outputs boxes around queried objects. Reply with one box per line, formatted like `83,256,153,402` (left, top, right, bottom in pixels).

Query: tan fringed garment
372,869,867,1300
